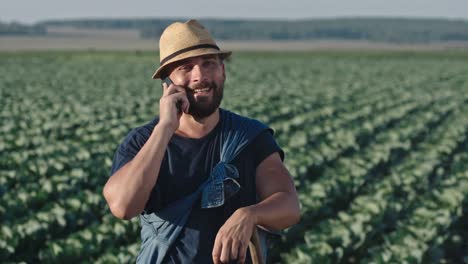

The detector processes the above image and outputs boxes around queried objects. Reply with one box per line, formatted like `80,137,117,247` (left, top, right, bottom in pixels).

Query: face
168,54,226,119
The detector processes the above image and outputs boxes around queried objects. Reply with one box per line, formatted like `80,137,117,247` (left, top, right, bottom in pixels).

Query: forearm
103,123,173,219
245,191,300,231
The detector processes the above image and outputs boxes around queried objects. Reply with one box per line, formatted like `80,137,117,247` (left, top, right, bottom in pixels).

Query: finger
180,95,190,113
220,240,231,264
164,85,186,96
237,242,248,264
161,82,169,94
162,83,176,96
230,241,239,262
171,92,189,109
212,235,223,264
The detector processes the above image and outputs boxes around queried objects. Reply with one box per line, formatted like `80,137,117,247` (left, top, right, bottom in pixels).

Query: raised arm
103,123,173,220
102,83,189,220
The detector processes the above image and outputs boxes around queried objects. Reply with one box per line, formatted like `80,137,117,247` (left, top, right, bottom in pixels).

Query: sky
2,0,468,24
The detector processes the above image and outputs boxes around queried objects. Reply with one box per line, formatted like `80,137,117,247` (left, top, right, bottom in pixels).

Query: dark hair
159,69,169,80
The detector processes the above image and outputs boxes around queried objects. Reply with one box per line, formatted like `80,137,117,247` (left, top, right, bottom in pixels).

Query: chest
154,135,219,208
149,133,258,213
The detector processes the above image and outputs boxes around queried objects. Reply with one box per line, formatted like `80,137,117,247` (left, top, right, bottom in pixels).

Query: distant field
2,36,468,52
1,50,467,263
1,26,468,51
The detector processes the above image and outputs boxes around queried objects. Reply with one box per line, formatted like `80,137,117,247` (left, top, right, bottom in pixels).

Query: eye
178,64,192,71
203,60,217,67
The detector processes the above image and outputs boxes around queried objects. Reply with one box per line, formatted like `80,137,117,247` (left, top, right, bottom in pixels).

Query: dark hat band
160,44,220,66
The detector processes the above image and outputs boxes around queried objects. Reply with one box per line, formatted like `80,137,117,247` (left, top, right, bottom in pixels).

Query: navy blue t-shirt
109,109,284,263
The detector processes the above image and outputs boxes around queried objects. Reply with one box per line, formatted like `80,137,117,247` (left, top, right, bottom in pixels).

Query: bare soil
1,26,468,52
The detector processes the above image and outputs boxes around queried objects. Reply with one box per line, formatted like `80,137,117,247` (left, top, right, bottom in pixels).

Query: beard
186,80,224,119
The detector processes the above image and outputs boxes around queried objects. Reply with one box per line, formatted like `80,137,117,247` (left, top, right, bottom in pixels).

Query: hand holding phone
159,77,189,132
162,77,184,114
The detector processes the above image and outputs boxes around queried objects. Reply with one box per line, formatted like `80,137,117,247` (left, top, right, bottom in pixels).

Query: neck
175,108,220,139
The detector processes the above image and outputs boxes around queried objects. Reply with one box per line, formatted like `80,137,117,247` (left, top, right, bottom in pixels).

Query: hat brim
152,48,232,79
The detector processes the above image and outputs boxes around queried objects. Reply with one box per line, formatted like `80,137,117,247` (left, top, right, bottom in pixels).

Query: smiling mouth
193,87,211,94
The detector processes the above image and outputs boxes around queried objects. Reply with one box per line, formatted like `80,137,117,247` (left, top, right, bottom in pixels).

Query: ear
221,62,226,80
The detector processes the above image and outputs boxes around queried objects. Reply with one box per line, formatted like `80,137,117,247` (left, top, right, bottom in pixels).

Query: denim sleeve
252,129,285,167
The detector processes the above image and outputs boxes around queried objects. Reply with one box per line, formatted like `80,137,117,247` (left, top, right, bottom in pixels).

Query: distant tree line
0,21,46,36
2,18,468,43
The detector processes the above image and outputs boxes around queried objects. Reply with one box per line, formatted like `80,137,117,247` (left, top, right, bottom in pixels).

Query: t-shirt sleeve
251,129,285,167
109,128,146,177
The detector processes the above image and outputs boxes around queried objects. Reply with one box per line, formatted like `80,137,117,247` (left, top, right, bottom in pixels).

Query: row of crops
1,51,468,263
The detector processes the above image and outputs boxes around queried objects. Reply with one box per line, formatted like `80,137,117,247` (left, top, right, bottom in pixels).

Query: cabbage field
1,51,467,263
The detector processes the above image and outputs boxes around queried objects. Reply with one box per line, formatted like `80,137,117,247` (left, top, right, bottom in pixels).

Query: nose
191,64,208,83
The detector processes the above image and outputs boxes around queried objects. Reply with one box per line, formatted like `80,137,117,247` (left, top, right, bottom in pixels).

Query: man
103,19,300,264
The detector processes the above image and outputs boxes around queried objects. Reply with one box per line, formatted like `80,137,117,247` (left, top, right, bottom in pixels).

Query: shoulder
221,108,284,164
119,117,160,152
250,129,285,164
220,108,270,133
135,116,160,137
109,117,160,176
220,108,264,125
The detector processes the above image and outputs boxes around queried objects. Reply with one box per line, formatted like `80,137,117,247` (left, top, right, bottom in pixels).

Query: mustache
188,81,216,91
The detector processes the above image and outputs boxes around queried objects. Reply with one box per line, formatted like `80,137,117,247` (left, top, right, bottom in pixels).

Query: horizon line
3,15,468,25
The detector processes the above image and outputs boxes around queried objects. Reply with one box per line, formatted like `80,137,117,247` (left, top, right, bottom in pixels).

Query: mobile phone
162,77,183,114
163,76,173,86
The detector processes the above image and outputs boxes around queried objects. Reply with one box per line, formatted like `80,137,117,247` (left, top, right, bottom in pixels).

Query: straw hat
152,19,232,79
